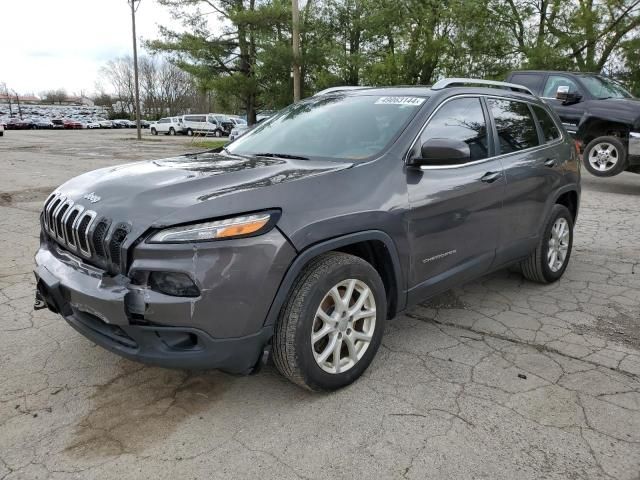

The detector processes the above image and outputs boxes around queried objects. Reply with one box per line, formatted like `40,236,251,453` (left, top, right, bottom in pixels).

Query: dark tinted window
420,97,489,162
510,73,544,94
487,99,540,154
532,105,561,142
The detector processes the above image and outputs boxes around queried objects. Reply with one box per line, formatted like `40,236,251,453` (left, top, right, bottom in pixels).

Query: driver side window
543,75,581,98
419,97,489,163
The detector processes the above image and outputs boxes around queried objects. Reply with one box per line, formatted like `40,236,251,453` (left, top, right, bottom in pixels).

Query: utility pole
13,90,22,119
129,0,142,140
292,0,301,102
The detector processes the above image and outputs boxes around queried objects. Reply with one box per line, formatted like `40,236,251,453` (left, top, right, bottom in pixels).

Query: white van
181,114,226,137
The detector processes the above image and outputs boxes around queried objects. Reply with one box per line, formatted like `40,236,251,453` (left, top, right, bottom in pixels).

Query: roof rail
431,78,534,96
313,86,368,96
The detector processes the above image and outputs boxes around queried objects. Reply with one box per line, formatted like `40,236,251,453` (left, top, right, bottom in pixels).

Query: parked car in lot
34,78,580,391
111,119,130,128
32,119,54,129
507,70,640,177
84,120,101,129
6,118,37,130
51,119,65,129
98,120,113,128
62,119,83,129
150,117,185,135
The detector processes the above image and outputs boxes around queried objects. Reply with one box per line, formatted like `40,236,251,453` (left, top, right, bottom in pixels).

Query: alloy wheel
311,279,376,374
588,142,618,172
548,218,570,272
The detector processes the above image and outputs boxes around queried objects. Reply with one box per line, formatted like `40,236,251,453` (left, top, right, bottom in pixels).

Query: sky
0,0,185,96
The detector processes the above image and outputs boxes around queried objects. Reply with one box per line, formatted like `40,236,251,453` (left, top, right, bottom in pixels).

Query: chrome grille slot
63,205,83,250
76,211,96,256
92,220,109,259
55,202,70,240
47,196,63,235
109,227,128,269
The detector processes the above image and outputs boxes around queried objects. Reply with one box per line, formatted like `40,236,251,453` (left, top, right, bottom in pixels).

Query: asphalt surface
1,130,639,480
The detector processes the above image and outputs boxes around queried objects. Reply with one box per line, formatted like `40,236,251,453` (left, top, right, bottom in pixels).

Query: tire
583,136,627,177
272,252,387,391
169,127,176,136
186,128,193,136
521,204,573,284
151,128,157,136
214,130,222,137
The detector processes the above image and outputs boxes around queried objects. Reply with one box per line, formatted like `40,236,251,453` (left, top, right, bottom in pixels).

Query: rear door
487,97,565,264
541,74,586,135
406,96,505,303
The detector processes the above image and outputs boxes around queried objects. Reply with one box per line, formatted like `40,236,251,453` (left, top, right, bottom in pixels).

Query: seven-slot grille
42,192,129,273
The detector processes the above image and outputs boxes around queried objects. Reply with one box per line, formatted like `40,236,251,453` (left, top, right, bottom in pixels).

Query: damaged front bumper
34,229,296,373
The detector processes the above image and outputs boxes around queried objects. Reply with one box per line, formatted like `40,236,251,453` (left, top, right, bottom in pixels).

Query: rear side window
487,99,540,154
510,73,544,95
420,97,489,162
532,105,561,143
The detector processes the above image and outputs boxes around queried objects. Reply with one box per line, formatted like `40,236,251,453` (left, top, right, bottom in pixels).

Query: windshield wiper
253,152,310,160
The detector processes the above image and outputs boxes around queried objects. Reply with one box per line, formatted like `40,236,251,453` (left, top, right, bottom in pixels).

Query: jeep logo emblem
83,192,101,204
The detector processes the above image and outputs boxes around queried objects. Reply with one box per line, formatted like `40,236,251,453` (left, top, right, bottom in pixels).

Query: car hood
54,151,353,236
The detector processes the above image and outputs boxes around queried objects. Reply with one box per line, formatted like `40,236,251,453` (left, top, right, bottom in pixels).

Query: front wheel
151,128,157,135
521,204,574,283
214,129,222,137
273,252,386,391
583,136,627,177
168,127,176,136
186,128,193,136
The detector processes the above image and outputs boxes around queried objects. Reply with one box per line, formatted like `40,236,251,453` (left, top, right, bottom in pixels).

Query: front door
541,74,586,135
406,96,505,303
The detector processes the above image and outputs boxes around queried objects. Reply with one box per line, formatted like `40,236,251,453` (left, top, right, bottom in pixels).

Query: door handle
480,171,502,183
544,158,556,167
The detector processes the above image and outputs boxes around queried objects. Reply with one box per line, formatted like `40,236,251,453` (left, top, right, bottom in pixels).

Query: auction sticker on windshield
375,96,426,106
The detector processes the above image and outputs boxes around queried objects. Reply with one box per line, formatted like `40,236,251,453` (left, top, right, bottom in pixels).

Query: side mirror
408,138,471,167
556,86,581,104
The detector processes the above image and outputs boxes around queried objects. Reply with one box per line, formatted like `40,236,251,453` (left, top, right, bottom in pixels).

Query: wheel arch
263,230,405,329
579,117,631,146
552,186,580,222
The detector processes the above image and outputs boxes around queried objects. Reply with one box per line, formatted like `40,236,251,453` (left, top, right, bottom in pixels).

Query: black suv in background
507,70,640,177
34,79,580,391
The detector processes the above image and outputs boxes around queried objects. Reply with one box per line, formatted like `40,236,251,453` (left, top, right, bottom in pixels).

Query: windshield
227,94,427,160
579,75,633,99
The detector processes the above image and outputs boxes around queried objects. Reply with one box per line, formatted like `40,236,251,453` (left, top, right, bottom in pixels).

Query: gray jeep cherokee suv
34,79,580,391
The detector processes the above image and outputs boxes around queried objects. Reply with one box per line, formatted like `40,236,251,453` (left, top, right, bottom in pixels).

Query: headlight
148,211,277,243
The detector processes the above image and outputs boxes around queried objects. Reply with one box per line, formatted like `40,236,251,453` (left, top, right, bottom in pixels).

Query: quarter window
487,99,540,154
419,97,489,162
532,105,561,143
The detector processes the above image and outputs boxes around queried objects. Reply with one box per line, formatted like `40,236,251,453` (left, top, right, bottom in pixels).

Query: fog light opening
148,271,200,297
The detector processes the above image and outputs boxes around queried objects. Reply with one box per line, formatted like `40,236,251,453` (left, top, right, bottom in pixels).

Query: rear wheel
169,127,176,136
186,128,193,136
521,204,573,283
151,128,157,135
273,252,386,391
214,129,222,137
583,136,627,177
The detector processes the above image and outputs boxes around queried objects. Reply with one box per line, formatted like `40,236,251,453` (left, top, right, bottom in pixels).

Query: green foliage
148,0,640,118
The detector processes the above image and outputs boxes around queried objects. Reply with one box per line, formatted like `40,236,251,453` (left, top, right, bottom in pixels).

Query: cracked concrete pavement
1,130,639,479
